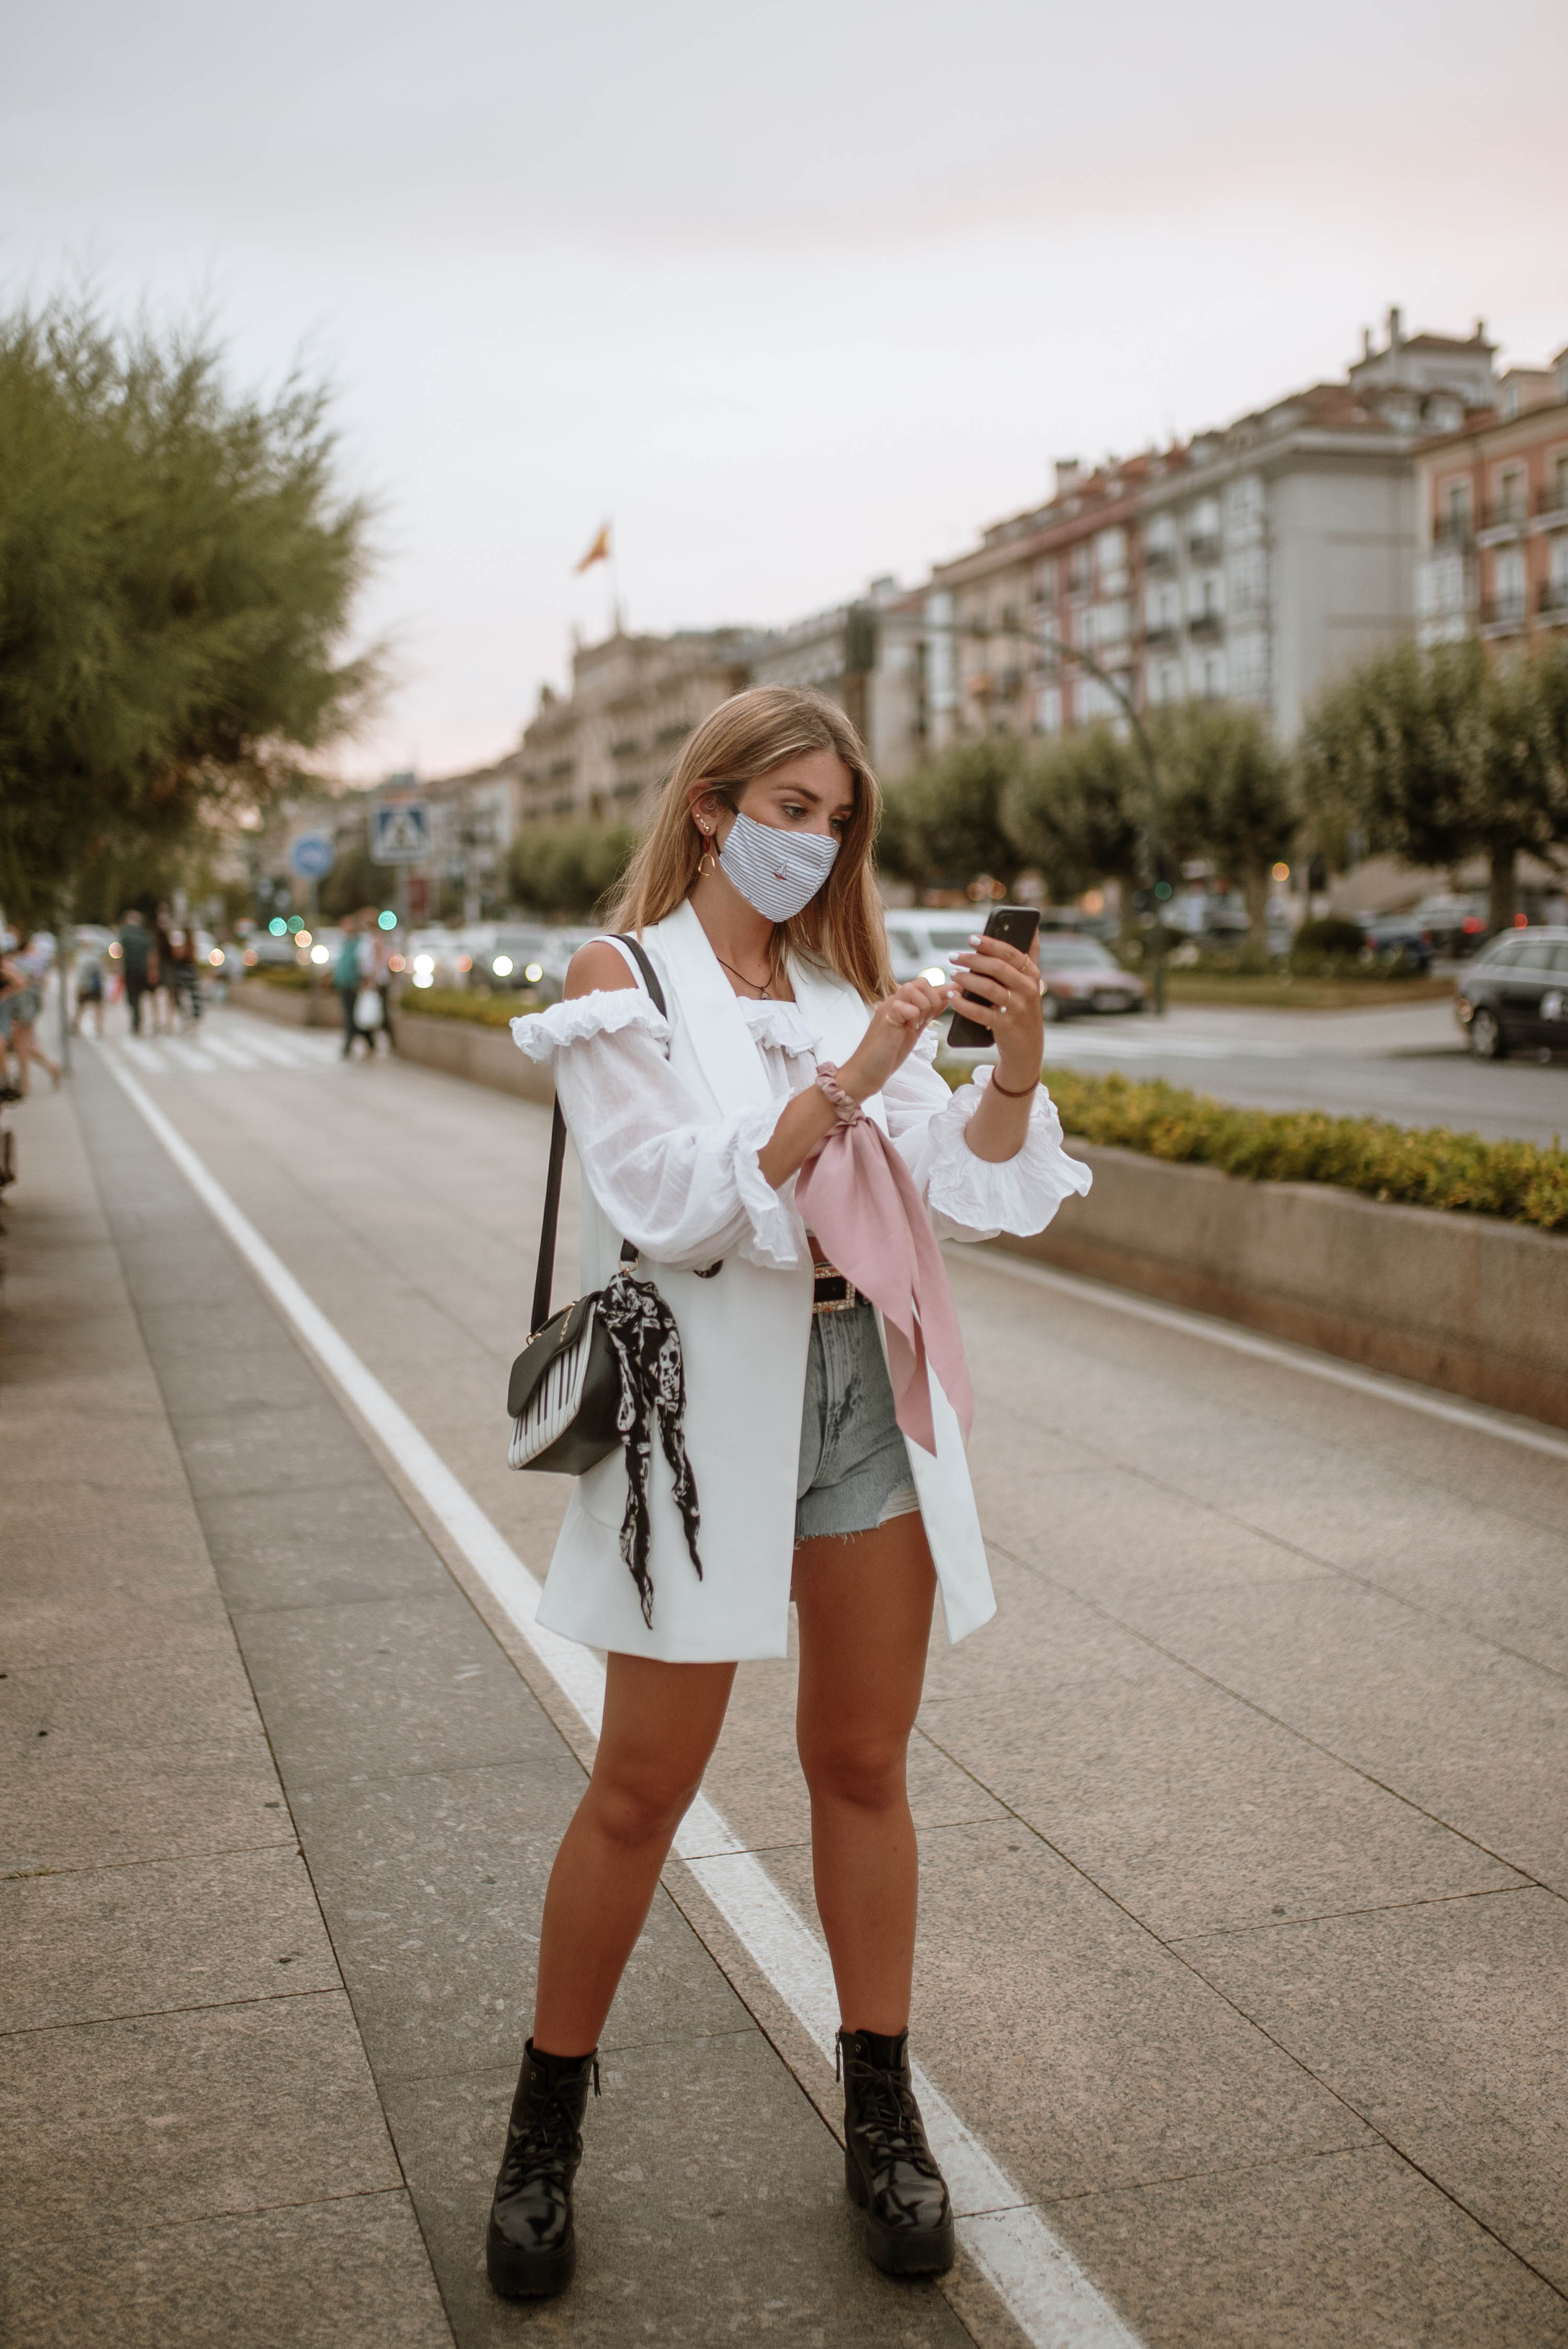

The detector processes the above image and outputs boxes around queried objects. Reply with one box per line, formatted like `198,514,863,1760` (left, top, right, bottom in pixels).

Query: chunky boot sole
485,2221,576,2299
845,2148,956,2277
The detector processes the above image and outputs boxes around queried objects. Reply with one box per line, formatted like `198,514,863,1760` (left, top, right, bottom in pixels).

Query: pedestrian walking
333,913,371,1058
356,909,397,1052
152,907,178,1034
72,940,106,1039
117,912,156,1035
163,922,202,1027
0,933,62,1095
487,687,1089,2299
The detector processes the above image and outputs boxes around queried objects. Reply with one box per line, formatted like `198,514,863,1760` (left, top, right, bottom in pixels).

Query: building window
1038,686,1063,735
1490,547,1526,624
1035,558,1058,605
1550,454,1568,517
1144,516,1177,570
1188,499,1221,560
1438,479,1472,543
1096,528,1128,592
1492,467,1527,526
1202,655,1223,700
1067,543,1093,595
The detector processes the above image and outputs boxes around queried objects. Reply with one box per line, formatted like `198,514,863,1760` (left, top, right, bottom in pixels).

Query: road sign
371,801,432,865
288,831,337,880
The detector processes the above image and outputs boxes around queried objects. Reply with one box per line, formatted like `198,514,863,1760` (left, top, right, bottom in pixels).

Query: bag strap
528,934,668,1336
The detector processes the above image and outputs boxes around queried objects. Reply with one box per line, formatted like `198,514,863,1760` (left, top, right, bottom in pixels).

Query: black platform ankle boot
837,2027,955,2276
486,2040,599,2298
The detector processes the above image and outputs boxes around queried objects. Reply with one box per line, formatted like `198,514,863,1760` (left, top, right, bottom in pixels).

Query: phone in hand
944,905,1041,1050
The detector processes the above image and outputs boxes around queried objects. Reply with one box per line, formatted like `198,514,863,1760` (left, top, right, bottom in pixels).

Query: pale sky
6,0,1567,781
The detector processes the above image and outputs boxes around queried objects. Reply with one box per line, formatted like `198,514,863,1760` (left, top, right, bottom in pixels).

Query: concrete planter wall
1002,1142,1568,1431
233,985,1568,1430
236,980,334,1029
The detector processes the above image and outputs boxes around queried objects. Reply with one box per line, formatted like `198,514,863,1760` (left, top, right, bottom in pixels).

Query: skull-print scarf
597,1267,703,1626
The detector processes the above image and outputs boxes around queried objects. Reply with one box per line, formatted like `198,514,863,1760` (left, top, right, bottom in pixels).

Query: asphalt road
9,999,1563,2349
1013,998,1568,1146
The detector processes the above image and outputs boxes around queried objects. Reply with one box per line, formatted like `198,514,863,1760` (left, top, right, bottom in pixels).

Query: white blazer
514,900,1089,1664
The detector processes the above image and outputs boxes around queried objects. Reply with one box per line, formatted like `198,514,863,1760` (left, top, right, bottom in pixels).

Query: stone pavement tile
1120,1576,1568,1892
0,2189,454,2349
198,1481,448,1614
1042,2143,1568,2349
2,1846,338,2030
918,1553,1524,1939
382,2033,974,2347
1181,1887,1568,2295
0,1570,235,1672
292,1763,751,2083
698,1654,1009,1860
2,1484,218,1596
763,1822,1371,2205
231,1588,554,1790
0,1747,291,1875
175,1398,380,1501
134,1316,326,1419
0,1991,401,2244
0,1645,268,1775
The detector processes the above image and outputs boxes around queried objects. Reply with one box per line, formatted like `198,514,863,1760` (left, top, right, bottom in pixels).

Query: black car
1454,928,1568,1058
1361,916,1433,972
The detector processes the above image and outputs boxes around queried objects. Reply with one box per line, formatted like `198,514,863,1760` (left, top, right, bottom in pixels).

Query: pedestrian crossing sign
371,801,432,864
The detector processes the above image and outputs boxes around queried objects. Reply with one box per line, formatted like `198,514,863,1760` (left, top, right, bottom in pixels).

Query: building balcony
1481,595,1528,631
1187,609,1225,642
1536,486,1568,526
1144,621,1180,649
1540,582,1568,621
1143,542,1178,573
1431,515,1473,548
1187,533,1222,565
1480,502,1528,537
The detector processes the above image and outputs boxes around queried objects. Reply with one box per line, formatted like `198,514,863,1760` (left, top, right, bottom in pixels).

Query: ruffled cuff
511,989,670,1063
913,1023,941,1065
725,1103,805,1270
923,1066,1092,1240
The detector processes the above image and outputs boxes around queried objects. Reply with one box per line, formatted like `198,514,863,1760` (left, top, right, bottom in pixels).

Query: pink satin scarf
795,1115,974,1456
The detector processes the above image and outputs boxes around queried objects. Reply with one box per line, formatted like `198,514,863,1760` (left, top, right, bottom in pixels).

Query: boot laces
851,2062,940,2179
500,2064,598,2189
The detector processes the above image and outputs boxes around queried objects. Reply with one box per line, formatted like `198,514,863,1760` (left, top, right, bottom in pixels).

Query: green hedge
251,964,314,989
1027,1065,1568,1233
399,986,542,1028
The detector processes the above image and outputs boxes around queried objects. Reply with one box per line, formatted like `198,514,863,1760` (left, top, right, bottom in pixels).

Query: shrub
1005,1065,1568,1232
400,986,540,1027
1290,915,1365,962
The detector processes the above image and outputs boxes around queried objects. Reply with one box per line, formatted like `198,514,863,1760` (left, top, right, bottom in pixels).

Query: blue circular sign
289,831,336,880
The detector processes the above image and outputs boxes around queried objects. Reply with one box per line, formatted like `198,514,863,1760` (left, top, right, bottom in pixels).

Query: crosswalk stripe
228,1025,321,1068
159,1038,220,1073
197,1032,267,1071
120,1037,170,1072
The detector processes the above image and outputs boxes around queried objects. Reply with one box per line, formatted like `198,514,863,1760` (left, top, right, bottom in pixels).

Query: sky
6,0,1567,782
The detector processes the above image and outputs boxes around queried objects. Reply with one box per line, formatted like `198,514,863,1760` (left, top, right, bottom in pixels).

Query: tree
1297,638,1568,935
0,296,378,924
878,738,1028,894
1156,701,1296,947
509,821,638,916
1003,724,1147,932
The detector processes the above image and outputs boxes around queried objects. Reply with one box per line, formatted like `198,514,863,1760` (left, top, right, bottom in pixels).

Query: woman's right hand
838,978,948,1101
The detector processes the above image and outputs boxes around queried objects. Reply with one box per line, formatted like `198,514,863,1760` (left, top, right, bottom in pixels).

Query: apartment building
515,629,755,824
1415,346,1568,645
747,577,927,777
922,309,1498,749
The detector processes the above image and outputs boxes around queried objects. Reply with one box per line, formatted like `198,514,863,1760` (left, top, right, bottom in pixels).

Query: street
6,1002,1568,2347
1029,997,1568,1147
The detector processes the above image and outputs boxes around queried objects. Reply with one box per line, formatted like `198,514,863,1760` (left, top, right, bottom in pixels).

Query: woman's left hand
948,932,1045,1090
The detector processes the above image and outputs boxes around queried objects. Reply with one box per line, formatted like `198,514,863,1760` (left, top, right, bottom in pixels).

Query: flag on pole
574,523,612,573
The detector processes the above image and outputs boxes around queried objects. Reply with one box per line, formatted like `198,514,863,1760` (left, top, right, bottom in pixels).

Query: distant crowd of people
332,909,398,1060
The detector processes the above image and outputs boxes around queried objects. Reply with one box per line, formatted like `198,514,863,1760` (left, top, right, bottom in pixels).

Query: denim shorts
795,1302,921,1541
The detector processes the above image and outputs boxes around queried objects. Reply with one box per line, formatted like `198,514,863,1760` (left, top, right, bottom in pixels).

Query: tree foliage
0,296,379,923
1296,638,1568,934
1156,701,1296,945
1003,724,1147,926
878,738,1027,891
509,821,639,916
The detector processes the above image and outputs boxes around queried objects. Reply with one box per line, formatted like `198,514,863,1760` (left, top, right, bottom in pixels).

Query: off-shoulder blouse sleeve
881,1050,1092,1242
511,993,804,1270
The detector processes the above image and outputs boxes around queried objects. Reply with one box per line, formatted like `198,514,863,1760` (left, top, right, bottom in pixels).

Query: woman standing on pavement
487,688,1089,2299
0,934,62,1095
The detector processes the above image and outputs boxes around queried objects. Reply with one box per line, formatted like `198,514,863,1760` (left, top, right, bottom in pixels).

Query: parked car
1360,916,1434,972
1413,892,1489,957
1036,935,1146,1020
474,925,555,990
883,914,993,988
1454,927,1568,1058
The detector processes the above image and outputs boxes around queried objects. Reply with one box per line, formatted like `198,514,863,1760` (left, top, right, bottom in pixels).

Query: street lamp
914,614,1172,1017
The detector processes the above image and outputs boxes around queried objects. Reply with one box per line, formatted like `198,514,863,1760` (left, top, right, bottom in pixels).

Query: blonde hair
609,686,892,1001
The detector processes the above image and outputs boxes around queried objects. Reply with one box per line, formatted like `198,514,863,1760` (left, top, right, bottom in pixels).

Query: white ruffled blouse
511,987,1091,1274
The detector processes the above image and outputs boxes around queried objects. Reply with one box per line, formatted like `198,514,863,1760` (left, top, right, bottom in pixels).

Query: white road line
92,1043,1140,2349
967,1247,1568,1465
159,1037,220,1073
224,1023,321,1068
119,1037,170,1073
195,1031,267,1071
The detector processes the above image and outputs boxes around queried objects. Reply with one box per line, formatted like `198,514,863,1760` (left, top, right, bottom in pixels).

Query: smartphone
944,905,1041,1050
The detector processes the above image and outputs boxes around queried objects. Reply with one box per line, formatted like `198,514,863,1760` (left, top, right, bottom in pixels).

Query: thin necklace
713,949,772,999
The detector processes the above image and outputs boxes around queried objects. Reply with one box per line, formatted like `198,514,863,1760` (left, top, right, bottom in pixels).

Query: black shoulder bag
505,935,704,1626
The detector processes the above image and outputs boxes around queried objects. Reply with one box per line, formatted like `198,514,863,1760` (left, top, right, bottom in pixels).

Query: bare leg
793,1513,937,2033
531,1653,735,2053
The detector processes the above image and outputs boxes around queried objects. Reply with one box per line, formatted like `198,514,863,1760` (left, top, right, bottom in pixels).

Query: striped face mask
718,811,839,922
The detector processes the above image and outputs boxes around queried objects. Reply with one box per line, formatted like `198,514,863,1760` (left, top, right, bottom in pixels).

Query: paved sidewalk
0,1089,453,2346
